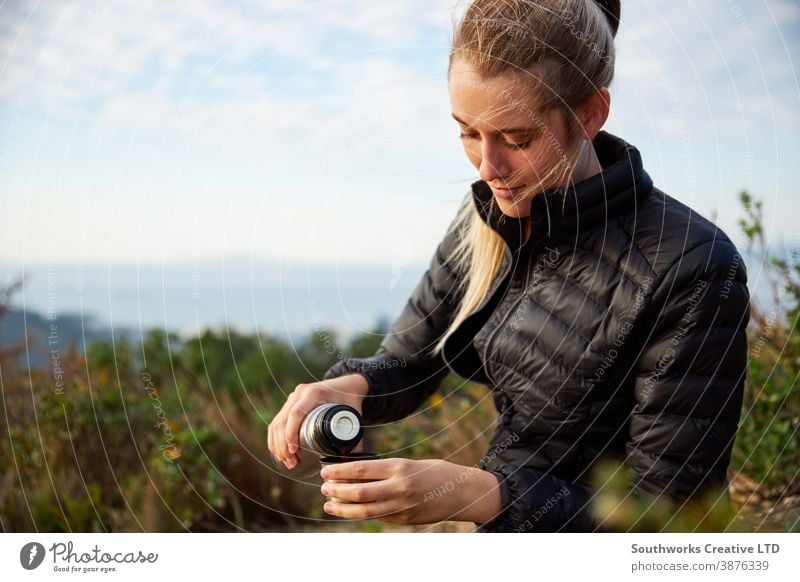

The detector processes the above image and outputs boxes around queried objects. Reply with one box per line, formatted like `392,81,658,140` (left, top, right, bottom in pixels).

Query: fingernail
288,443,298,454
324,503,333,514
285,457,295,469
320,467,330,478
320,484,329,495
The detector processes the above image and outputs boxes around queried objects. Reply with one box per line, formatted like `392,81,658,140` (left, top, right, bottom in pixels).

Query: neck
522,138,601,244
571,137,603,184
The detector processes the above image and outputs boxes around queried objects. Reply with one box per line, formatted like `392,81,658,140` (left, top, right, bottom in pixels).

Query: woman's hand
319,457,502,525
267,373,369,469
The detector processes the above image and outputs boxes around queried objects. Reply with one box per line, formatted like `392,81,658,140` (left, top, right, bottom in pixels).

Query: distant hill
0,308,114,367
0,257,427,343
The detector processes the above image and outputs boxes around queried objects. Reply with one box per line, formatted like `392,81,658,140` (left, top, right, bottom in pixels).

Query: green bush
731,191,800,500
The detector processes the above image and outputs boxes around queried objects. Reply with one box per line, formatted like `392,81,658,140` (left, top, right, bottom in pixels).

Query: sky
1,0,798,270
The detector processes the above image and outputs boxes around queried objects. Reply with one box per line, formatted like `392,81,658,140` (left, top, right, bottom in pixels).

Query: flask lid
320,404,364,451
329,410,360,441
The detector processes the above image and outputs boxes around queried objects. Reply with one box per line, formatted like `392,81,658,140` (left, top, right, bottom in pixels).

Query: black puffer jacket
322,130,750,532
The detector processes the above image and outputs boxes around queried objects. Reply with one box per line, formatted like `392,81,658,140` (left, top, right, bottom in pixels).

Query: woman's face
448,58,574,219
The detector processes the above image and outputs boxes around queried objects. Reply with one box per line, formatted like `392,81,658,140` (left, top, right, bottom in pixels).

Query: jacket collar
470,130,653,251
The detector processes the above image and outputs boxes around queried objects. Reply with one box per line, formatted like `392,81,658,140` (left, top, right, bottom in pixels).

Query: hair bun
594,0,621,38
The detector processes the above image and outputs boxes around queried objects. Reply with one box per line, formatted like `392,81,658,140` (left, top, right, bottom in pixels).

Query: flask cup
271,403,364,478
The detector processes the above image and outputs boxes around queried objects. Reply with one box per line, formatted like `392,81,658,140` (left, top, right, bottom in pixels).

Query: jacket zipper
481,242,537,391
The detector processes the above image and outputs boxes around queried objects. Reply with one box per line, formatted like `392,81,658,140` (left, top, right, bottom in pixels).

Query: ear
578,87,610,141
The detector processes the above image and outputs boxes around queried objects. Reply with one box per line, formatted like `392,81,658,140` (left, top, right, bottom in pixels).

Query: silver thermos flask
271,403,364,478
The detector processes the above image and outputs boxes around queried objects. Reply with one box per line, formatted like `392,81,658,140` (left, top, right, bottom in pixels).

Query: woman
267,0,750,532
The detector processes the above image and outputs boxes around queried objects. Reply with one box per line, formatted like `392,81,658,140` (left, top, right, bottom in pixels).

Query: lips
491,185,526,200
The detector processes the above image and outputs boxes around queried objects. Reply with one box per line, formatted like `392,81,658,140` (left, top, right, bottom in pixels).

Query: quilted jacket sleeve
474,466,597,532
322,210,466,425
625,238,750,501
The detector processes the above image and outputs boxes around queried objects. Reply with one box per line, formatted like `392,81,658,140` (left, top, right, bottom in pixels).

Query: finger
321,458,397,481
268,418,285,460
268,419,286,465
267,421,275,458
273,393,296,465
283,400,311,457
324,498,409,520
278,419,295,467
321,479,394,504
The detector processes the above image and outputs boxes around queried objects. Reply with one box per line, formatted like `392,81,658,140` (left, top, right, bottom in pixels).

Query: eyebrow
451,113,539,135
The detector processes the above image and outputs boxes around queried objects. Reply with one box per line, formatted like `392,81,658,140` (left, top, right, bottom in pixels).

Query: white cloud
615,0,799,139
0,0,796,265
0,1,460,105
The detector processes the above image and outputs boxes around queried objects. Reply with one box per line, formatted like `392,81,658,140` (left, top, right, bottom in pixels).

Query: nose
478,142,511,184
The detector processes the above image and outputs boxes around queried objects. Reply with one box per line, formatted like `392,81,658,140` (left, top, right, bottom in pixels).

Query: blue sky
1,0,798,268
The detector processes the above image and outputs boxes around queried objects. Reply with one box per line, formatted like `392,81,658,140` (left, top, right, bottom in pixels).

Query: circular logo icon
20,542,46,570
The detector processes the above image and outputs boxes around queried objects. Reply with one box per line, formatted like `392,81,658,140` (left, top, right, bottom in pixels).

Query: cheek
462,143,481,169
518,148,557,177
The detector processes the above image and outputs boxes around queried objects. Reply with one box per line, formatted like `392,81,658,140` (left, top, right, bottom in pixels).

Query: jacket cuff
321,354,397,424
473,464,596,533
473,469,513,532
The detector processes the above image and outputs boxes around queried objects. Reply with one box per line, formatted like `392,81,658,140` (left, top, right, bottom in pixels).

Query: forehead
448,58,549,129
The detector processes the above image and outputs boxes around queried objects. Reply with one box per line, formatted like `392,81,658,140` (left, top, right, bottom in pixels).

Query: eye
507,140,532,150
459,132,478,141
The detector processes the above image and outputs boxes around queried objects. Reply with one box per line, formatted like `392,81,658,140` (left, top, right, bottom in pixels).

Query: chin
495,196,531,218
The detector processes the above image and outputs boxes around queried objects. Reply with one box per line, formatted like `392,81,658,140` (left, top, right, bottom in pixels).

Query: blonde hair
431,0,620,357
